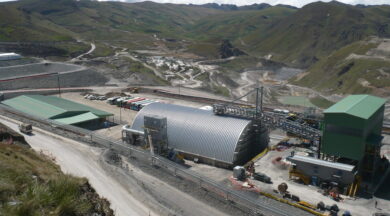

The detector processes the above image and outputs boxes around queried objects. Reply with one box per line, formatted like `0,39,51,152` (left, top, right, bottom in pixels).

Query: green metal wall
321,113,366,160
321,107,384,161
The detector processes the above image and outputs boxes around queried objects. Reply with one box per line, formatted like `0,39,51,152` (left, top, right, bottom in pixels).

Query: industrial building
127,103,269,168
0,52,21,61
320,94,386,192
2,95,113,128
282,94,388,197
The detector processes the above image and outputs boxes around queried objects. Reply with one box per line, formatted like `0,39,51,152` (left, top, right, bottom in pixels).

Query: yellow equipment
297,201,317,210
289,168,310,185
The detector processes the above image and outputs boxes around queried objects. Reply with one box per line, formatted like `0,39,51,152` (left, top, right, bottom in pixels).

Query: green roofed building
321,94,386,190
2,95,113,127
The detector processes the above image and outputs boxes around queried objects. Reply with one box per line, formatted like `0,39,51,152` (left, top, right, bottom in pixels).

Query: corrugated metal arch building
131,103,269,167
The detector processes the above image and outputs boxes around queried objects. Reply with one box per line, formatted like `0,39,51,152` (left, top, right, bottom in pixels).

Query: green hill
292,37,390,96
1,0,389,65
0,0,389,95
240,2,390,67
0,0,222,41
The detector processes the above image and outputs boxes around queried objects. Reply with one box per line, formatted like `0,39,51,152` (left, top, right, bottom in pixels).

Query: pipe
122,125,144,135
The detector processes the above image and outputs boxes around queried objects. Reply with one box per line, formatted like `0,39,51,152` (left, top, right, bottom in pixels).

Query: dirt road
0,117,157,216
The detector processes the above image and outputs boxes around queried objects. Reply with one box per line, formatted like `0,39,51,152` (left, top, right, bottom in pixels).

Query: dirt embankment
0,123,114,216
0,122,29,147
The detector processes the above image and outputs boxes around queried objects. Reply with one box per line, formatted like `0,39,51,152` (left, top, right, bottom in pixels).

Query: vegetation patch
0,124,113,216
292,39,390,95
309,96,335,109
211,84,230,97
278,96,316,107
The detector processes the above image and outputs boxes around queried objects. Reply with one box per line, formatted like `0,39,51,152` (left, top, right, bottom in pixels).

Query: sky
0,0,388,8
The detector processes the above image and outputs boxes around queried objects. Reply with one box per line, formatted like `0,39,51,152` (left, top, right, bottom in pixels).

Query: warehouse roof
131,103,253,164
54,112,100,125
2,95,112,125
324,95,386,119
289,155,355,172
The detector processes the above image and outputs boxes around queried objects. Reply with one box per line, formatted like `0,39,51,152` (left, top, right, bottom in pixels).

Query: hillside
240,1,390,68
0,0,222,41
292,37,390,96
0,123,114,216
1,0,389,66
0,0,389,96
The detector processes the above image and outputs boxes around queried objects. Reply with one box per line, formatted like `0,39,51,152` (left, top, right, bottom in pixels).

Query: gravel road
0,117,157,216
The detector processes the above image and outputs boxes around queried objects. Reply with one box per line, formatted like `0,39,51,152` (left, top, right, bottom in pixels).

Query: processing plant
288,94,387,196
122,89,388,200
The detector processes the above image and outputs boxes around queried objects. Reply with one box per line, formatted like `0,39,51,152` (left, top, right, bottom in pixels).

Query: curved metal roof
131,103,252,164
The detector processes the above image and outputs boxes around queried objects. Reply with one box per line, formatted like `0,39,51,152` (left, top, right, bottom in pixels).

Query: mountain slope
188,6,296,41
292,37,390,96
2,0,223,41
0,0,389,71
241,2,390,67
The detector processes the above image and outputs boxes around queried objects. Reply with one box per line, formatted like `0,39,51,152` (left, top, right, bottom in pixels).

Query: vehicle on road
19,123,32,134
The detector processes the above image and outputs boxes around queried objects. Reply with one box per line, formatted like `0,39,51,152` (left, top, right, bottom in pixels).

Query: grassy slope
0,0,389,94
185,7,295,58
243,2,390,68
0,0,222,57
1,0,389,64
188,7,295,41
293,39,390,95
0,122,113,216
0,142,113,216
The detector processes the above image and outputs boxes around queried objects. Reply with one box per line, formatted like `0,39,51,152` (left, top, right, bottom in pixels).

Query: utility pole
119,101,122,124
260,86,264,115
255,87,258,118
57,73,61,98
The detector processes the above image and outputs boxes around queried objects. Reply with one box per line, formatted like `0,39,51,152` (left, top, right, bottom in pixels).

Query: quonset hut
130,103,269,168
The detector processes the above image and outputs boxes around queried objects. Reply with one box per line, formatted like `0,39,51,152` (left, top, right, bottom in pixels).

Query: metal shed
131,103,269,167
2,95,113,126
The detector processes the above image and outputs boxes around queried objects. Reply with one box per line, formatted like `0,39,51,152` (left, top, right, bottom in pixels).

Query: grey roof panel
290,155,355,172
131,103,252,164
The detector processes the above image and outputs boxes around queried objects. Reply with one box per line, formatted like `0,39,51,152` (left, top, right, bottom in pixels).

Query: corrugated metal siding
131,103,252,164
324,95,386,119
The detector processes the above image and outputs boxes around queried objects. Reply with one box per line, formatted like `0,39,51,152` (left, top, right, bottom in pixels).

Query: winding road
71,42,96,61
